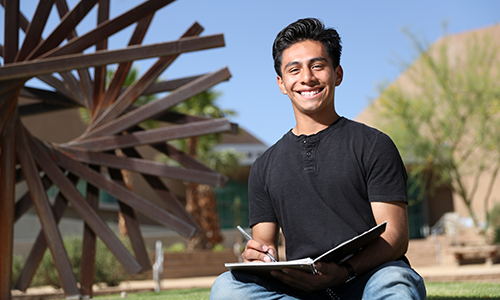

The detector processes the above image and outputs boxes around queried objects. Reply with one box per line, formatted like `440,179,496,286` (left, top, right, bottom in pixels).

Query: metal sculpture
0,0,235,298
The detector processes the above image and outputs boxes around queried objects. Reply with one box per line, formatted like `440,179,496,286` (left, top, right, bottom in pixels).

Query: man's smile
298,88,324,97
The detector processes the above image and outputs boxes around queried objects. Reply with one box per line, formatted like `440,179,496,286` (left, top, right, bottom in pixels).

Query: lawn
426,282,500,300
94,282,500,300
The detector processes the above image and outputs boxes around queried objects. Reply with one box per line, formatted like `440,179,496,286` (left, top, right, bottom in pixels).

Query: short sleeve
248,158,278,227
366,133,408,203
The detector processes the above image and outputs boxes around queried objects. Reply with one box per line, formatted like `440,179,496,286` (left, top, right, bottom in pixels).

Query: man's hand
241,222,279,263
242,239,277,263
269,261,349,292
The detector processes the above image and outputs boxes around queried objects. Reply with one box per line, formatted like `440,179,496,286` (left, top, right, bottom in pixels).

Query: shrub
29,236,131,288
31,236,82,288
11,254,24,288
93,238,127,287
164,242,186,253
212,244,225,252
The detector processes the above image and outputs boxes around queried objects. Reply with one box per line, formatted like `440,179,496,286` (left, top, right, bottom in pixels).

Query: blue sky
4,0,500,146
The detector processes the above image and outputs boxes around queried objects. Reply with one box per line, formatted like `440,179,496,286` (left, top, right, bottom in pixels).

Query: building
356,24,500,237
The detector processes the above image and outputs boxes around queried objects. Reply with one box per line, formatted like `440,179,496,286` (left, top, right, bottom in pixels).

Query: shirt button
306,151,311,157
303,139,307,144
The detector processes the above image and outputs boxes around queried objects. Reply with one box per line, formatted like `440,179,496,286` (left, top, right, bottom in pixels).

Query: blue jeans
210,260,426,300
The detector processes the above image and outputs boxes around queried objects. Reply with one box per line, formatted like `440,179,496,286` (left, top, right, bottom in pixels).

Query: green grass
95,288,211,300
426,282,500,300
94,282,500,300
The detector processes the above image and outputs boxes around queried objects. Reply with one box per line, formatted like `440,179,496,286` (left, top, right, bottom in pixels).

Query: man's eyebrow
284,60,301,70
309,57,328,64
283,57,329,70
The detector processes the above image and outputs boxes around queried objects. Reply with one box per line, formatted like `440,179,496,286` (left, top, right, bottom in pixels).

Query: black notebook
225,221,387,275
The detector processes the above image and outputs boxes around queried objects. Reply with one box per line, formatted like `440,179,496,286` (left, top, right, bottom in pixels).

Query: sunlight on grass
94,282,500,300
95,288,211,300
426,282,500,300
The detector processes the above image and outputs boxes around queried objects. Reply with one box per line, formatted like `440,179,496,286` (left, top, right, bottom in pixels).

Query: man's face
277,40,343,118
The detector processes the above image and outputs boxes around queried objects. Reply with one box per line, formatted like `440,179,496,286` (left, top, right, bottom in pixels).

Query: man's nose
301,68,316,84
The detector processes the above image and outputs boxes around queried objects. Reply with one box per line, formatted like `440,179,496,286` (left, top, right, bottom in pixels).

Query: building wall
355,24,500,228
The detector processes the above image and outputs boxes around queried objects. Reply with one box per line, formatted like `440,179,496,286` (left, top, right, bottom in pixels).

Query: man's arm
342,201,409,276
270,201,409,291
241,222,280,262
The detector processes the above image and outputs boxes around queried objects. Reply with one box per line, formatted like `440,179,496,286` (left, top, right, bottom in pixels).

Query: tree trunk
186,183,224,250
185,137,224,250
117,149,134,237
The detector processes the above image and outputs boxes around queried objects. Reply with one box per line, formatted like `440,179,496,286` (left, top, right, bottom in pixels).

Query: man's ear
335,65,344,86
277,76,287,94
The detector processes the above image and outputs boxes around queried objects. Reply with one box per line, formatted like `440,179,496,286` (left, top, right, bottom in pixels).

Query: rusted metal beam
150,110,211,124
4,0,19,64
0,34,226,81
121,147,200,229
0,0,29,33
20,86,81,107
42,141,198,238
36,74,83,106
125,125,215,173
14,192,33,223
81,67,231,139
91,22,204,130
142,75,203,95
0,98,17,300
25,0,100,60
96,14,154,115
28,137,143,275
14,174,55,222
150,142,214,173
0,92,18,134
91,0,110,114
78,69,93,109
0,79,26,98
42,0,176,59
60,144,228,187
15,0,55,62
72,118,233,152
16,125,81,297
53,0,77,39
80,165,99,298
59,71,87,106
107,167,151,270
14,173,78,292
52,0,93,107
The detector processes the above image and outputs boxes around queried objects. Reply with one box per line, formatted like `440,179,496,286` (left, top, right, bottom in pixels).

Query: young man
210,18,426,299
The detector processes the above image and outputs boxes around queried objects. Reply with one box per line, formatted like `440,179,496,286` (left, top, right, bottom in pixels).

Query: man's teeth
300,90,319,97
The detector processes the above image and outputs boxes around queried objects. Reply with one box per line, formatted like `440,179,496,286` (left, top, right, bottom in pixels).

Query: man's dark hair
272,18,342,77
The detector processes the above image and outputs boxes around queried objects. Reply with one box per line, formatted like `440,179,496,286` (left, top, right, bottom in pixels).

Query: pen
237,225,277,262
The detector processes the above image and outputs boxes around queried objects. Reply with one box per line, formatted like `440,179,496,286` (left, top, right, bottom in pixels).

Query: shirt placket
302,138,316,172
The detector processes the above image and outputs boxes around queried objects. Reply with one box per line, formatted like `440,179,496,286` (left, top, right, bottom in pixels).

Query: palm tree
168,90,239,250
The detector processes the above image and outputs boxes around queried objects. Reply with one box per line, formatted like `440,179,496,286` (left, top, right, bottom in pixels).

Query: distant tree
373,27,500,237
166,90,239,250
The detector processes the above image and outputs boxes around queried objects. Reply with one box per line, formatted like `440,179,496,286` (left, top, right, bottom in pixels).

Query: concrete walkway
11,264,500,299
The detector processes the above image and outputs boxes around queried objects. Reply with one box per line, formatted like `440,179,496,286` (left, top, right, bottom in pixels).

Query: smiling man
210,18,426,300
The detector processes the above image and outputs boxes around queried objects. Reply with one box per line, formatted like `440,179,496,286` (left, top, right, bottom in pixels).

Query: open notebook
225,221,387,275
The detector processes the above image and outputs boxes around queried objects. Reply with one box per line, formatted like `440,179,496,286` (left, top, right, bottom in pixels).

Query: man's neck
292,112,340,136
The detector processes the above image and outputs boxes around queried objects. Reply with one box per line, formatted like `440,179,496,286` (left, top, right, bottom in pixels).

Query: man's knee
363,261,426,299
210,271,233,300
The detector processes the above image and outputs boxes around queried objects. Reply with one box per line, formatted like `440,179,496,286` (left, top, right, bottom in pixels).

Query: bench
451,245,500,266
